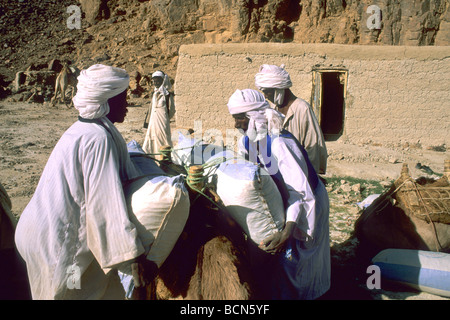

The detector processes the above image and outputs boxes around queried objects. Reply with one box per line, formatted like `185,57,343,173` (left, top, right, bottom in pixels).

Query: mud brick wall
174,43,449,148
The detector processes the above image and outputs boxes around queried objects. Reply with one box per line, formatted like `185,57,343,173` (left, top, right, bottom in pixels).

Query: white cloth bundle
124,175,190,268
124,141,190,268
227,89,284,142
210,151,285,245
254,64,292,106
171,131,224,167
127,140,166,176
73,64,130,119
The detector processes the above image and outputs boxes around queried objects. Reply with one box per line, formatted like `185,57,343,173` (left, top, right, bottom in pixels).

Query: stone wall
174,43,449,148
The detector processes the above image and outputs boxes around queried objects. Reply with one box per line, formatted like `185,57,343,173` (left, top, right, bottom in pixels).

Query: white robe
282,98,328,175
15,120,145,300
143,90,175,154
238,133,330,299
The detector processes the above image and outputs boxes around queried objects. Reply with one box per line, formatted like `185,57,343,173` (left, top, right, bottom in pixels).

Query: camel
129,158,264,300
51,64,79,108
130,182,261,300
354,162,450,260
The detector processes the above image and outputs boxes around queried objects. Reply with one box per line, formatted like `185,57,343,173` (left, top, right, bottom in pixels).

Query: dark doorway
311,70,347,141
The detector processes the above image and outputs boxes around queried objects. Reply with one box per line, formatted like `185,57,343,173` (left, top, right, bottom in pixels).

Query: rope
184,156,239,211
129,153,159,160
409,179,445,252
159,148,172,160
366,178,412,215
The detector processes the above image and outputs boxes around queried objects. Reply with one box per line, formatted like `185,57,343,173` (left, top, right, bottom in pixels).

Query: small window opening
311,69,347,141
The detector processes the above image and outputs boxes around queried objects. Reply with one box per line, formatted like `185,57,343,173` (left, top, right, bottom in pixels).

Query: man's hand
131,255,158,288
259,221,296,254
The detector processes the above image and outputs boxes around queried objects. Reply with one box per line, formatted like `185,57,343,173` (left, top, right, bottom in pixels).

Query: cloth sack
172,134,286,245
171,131,224,167
211,151,285,245
123,141,190,269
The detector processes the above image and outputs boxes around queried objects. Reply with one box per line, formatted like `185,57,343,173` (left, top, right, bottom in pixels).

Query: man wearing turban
142,70,175,155
255,64,328,175
227,89,330,300
15,64,155,300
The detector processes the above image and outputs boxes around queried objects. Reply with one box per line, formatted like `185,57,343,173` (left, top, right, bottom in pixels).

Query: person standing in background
143,71,175,155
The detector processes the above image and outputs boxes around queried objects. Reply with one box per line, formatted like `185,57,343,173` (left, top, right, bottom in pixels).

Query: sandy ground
1,99,449,300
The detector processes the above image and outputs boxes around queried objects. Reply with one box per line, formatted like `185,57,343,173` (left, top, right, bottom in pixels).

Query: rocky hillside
1,0,448,94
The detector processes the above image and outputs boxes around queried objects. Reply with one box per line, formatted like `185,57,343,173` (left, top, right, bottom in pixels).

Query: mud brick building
174,43,449,148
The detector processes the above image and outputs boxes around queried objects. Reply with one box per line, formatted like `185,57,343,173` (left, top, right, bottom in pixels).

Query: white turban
152,70,171,96
227,89,284,142
255,64,292,89
73,64,130,119
254,64,292,106
227,88,269,115
152,71,165,79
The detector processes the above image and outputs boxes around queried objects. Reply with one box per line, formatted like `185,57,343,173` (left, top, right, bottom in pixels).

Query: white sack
171,132,224,167
212,151,285,245
128,140,165,177
123,141,190,269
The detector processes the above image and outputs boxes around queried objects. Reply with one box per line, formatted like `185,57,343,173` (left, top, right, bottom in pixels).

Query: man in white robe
255,64,328,174
227,89,330,300
15,64,154,300
143,71,175,155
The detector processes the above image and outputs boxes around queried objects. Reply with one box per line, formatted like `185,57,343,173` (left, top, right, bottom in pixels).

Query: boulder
79,0,109,24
